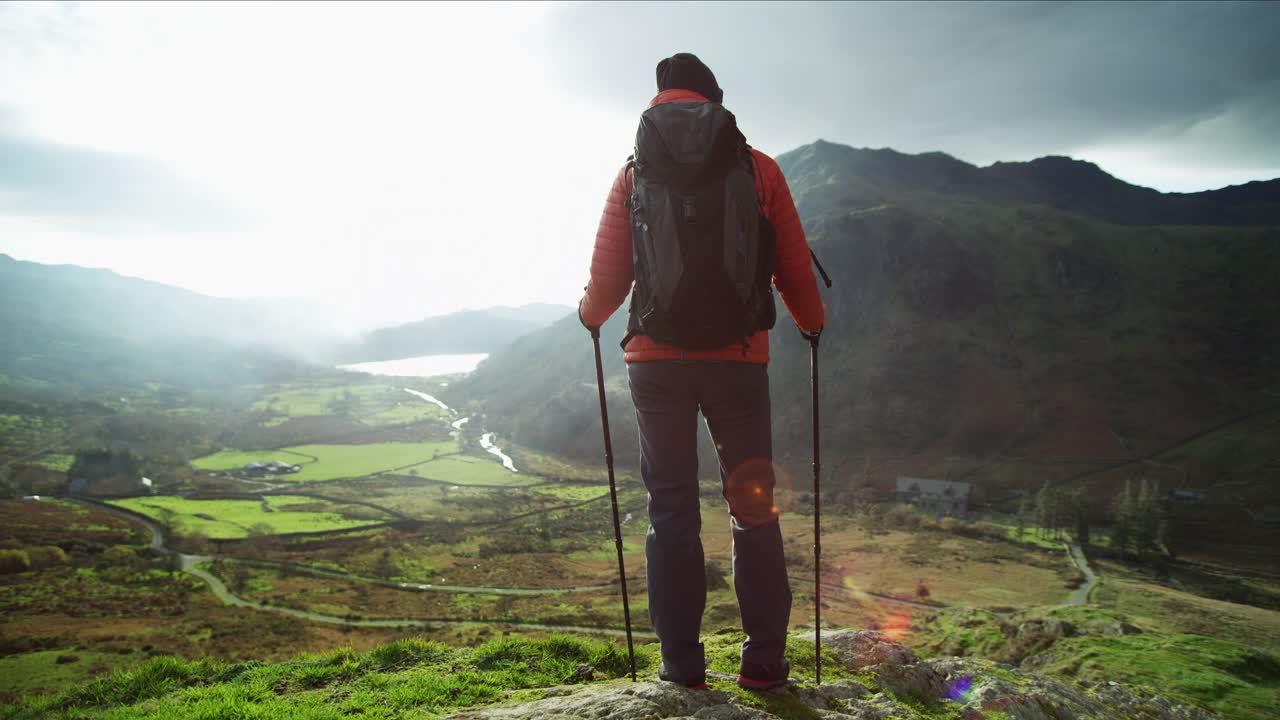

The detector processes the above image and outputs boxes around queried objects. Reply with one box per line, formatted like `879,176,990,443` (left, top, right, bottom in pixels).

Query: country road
1064,542,1098,605
70,497,652,638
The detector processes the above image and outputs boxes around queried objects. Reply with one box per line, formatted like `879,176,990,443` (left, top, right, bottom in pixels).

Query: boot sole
736,674,788,691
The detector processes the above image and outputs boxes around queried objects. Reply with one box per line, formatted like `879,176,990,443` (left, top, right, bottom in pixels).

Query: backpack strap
747,145,767,213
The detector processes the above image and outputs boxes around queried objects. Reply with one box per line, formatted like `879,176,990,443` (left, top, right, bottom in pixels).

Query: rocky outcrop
447,630,1218,720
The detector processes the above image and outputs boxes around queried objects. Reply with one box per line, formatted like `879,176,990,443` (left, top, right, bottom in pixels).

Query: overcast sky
2,1,1277,331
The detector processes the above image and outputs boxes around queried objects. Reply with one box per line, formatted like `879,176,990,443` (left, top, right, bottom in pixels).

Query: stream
480,433,518,473
400,388,519,473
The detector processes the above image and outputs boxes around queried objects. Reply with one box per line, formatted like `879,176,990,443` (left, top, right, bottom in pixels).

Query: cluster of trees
1013,476,1180,559
68,448,142,481
1111,476,1179,559
1016,483,1094,544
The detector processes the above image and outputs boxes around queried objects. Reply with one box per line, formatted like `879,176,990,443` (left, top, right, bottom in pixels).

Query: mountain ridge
777,140,1280,227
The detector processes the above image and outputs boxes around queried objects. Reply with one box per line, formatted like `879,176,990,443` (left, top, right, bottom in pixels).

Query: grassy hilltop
3,623,1275,720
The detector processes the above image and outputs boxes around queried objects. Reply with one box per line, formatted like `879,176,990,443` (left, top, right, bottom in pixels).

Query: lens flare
724,458,793,524
882,611,911,641
947,675,975,702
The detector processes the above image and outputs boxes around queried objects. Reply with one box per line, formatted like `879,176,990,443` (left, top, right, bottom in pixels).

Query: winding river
480,433,518,473
400,387,519,473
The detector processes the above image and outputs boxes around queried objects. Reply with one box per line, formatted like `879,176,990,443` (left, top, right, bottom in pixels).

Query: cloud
542,1,1280,179
0,114,242,232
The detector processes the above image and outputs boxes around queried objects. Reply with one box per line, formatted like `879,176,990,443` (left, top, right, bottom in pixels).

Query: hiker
578,53,826,691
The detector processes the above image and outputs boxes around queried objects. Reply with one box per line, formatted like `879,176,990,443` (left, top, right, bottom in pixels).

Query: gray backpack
622,101,776,351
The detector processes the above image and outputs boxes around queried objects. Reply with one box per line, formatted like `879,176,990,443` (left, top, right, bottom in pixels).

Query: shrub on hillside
885,504,923,529
25,545,68,569
0,549,31,574
103,545,138,564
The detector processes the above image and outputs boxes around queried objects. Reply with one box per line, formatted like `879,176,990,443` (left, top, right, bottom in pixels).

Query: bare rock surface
446,631,1220,720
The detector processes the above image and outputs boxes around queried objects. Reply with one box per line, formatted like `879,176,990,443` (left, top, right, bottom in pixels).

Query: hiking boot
659,663,707,690
737,658,789,691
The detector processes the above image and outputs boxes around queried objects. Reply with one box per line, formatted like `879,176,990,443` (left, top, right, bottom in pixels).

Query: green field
252,384,385,417
31,453,75,471
252,384,448,425
192,442,458,482
189,448,319,471
108,495,386,539
408,454,543,486
0,649,142,697
366,402,447,425
529,484,609,503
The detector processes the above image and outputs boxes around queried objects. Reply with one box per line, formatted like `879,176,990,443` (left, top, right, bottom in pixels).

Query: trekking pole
804,251,832,685
590,326,637,682
800,328,822,684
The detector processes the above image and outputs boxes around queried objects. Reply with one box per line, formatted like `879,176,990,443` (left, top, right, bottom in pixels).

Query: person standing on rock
578,52,826,691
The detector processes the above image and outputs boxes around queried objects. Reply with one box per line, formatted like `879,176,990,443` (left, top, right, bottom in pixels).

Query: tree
155,506,178,533
1036,481,1052,539
1133,476,1157,556
1070,489,1091,546
1015,495,1030,541
1111,479,1132,556
1158,490,1181,559
374,550,397,581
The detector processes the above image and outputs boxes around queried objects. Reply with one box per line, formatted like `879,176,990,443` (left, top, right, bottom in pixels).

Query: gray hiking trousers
627,360,792,682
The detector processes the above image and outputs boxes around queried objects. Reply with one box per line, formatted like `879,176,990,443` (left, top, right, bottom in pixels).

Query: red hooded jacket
579,89,826,363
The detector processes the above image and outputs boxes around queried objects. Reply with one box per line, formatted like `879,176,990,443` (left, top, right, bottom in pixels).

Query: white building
895,477,971,516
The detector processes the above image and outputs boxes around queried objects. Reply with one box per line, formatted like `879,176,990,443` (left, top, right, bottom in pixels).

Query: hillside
449,143,1280,516
2,628,1252,720
0,254,321,395
334,304,573,363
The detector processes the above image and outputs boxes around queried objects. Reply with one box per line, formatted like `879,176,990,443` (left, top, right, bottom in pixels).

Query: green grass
1,635,654,719
905,607,1010,659
907,601,1280,720
974,515,1068,550
107,496,385,539
252,383,449,426
530,484,609,503
0,650,139,696
1041,634,1279,720
252,384,384,417
1091,571,1280,652
0,413,65,435
366,402,447,425
190,448,319,471
0,634,892,720
31,453,74,471
192,442,458,482
408,454,542,486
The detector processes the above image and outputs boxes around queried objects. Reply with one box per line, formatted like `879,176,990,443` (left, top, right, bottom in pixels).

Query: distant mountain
451,142,1280,510
780,140,1280,227
483,303,575,327
0,254,317,394
335,304,574,363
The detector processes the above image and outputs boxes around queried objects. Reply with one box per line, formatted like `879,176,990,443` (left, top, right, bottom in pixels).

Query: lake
338,353,489,378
